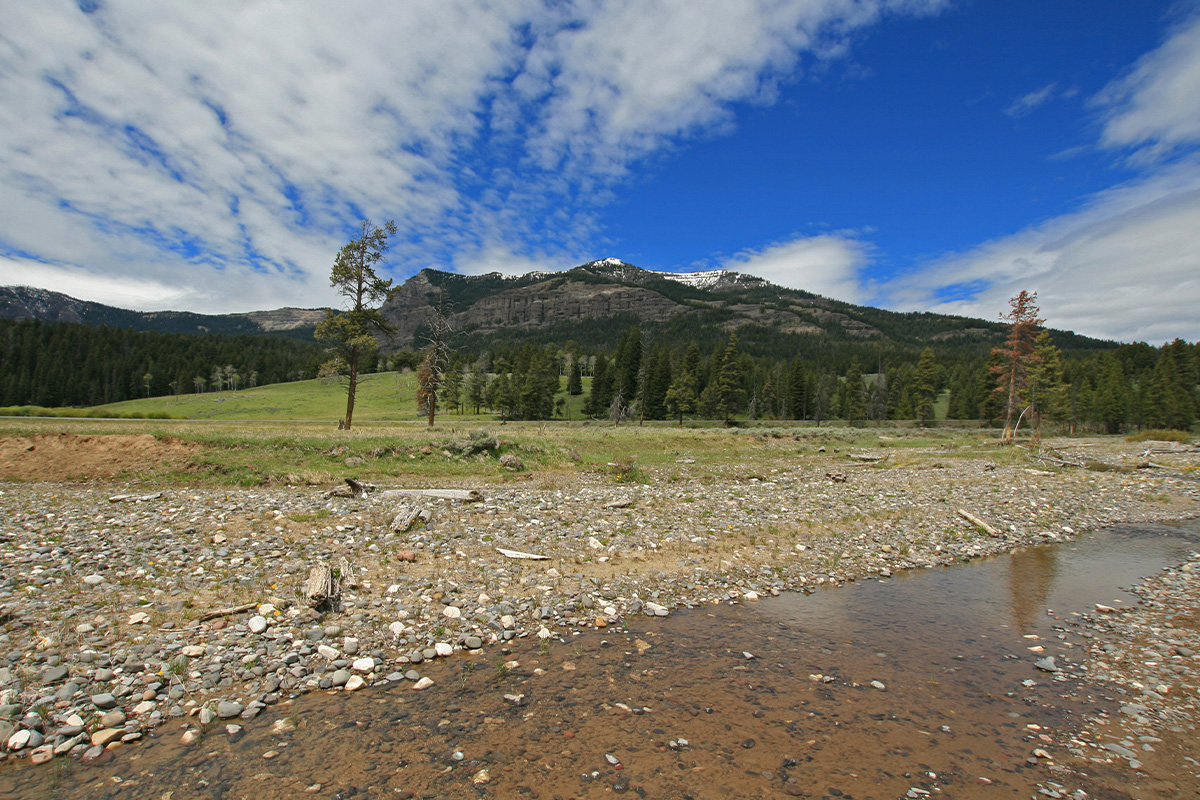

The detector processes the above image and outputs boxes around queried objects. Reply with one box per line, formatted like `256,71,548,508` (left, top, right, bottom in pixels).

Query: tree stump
304,563,336,609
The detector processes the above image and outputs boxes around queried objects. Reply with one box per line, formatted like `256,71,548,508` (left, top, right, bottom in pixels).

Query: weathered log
345,478,376,498
304,563,336,608
337,555,357,590
108,492,163,503
197,602,258,622
389,504,432,533
846,454,887,463
377,488,485,503
496,547,549,560
957,509,1002,537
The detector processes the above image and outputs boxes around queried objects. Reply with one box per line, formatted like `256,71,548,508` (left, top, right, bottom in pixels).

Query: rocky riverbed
0,433,1197,783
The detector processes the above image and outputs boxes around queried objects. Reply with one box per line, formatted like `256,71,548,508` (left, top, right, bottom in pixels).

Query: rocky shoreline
0,436,1197,773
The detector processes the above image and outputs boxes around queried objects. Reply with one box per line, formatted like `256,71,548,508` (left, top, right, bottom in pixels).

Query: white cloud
720,234,871,303
1005,82,1057,118
884,161,1200,342
0,1,946,312
1096,10,1200,160
881,9,1200,343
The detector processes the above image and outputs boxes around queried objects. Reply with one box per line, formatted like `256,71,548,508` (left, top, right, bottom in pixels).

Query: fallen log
108,492,163,503
390,504,432,533
377,488,485,503
957,509,1002,537
846,453,887,463
196,602,257,622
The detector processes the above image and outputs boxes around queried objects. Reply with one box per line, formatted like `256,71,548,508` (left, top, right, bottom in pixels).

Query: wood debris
377,488,485,503
957,508,1002,537
389,504,432,533
496,547,549,560
108,493,163,503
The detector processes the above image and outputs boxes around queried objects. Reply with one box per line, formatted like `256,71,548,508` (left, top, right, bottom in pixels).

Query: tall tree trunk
345,346,359,430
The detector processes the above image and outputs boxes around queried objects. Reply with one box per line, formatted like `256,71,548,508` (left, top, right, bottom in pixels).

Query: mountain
378,258,1091,358
0,285,324,343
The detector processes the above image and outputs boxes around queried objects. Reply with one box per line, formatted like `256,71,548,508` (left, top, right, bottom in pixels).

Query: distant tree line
422,319,1198,432
0,318,323,407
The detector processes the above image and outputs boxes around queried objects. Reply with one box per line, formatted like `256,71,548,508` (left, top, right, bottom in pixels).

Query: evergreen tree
714,334,746,425
841,357,866,425
912,347,939,426
787,358,807,419
991,290,1044,443
1027,330,1067,434
567,358,583,395
315,219,397,430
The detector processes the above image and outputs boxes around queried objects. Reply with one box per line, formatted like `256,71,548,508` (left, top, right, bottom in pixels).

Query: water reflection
1007,545,1059,633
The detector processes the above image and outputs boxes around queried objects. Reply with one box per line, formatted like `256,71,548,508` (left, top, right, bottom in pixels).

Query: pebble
0,434,1195,772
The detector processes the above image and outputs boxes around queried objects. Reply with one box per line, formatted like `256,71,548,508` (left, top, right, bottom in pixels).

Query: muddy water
4,523,1198,800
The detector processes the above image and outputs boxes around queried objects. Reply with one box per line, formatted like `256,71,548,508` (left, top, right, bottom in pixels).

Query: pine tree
1027,330,1067,434
991,290,1044,443
714,334,745,425
315,219,397,430
912,347,939,426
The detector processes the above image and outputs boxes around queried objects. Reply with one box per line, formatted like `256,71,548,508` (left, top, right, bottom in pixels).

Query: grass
0,395,1113,488
1125,429,1193,444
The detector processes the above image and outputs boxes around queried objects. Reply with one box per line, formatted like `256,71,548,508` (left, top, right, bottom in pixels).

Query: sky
1,0,1199,343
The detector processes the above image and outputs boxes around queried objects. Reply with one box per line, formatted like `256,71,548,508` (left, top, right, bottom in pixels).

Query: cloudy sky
2,0,1198,342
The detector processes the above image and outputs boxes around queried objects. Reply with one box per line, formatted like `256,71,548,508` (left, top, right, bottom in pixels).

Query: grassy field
6,371,596,423
0,406,1010,488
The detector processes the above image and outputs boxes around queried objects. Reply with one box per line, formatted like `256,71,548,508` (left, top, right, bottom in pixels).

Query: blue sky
1,1,1199,342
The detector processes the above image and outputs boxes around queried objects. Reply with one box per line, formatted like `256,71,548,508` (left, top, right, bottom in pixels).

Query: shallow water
4,523,1198,800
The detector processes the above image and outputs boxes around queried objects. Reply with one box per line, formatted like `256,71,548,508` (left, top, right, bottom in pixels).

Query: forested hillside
0,319,323,407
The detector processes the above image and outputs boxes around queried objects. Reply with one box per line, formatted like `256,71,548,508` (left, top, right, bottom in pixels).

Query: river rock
216,701,244,719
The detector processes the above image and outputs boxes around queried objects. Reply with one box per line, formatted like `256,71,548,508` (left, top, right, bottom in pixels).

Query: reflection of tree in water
1007,546,1060,633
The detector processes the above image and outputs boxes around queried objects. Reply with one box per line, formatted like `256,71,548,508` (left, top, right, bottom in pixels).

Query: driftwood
109,492,163,503
957,509,1002,537
304,563,336,608
197,602,257,622
390,504,432,533
377,489,485,503
496,547,549,560
846,453,887,463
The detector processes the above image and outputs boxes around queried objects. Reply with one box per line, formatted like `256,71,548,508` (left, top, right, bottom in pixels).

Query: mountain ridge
2,259,1118,358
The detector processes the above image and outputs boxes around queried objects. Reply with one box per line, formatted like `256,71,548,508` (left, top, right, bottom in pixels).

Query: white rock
83,575,104,586
500,615,516,630
434,642,454,657
128,611,151,625
7,729,33,750
181,645,205,657
742,591,759,601
352,657,375,673
248,615,268,634
443,606,462,619
345,675,366,691
412,676,434,690
317,645,339,660
644,602,669,616
388,621,408,637
133,701,156,715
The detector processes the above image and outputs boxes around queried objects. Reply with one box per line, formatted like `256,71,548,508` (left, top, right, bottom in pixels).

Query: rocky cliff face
379,271,685,347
